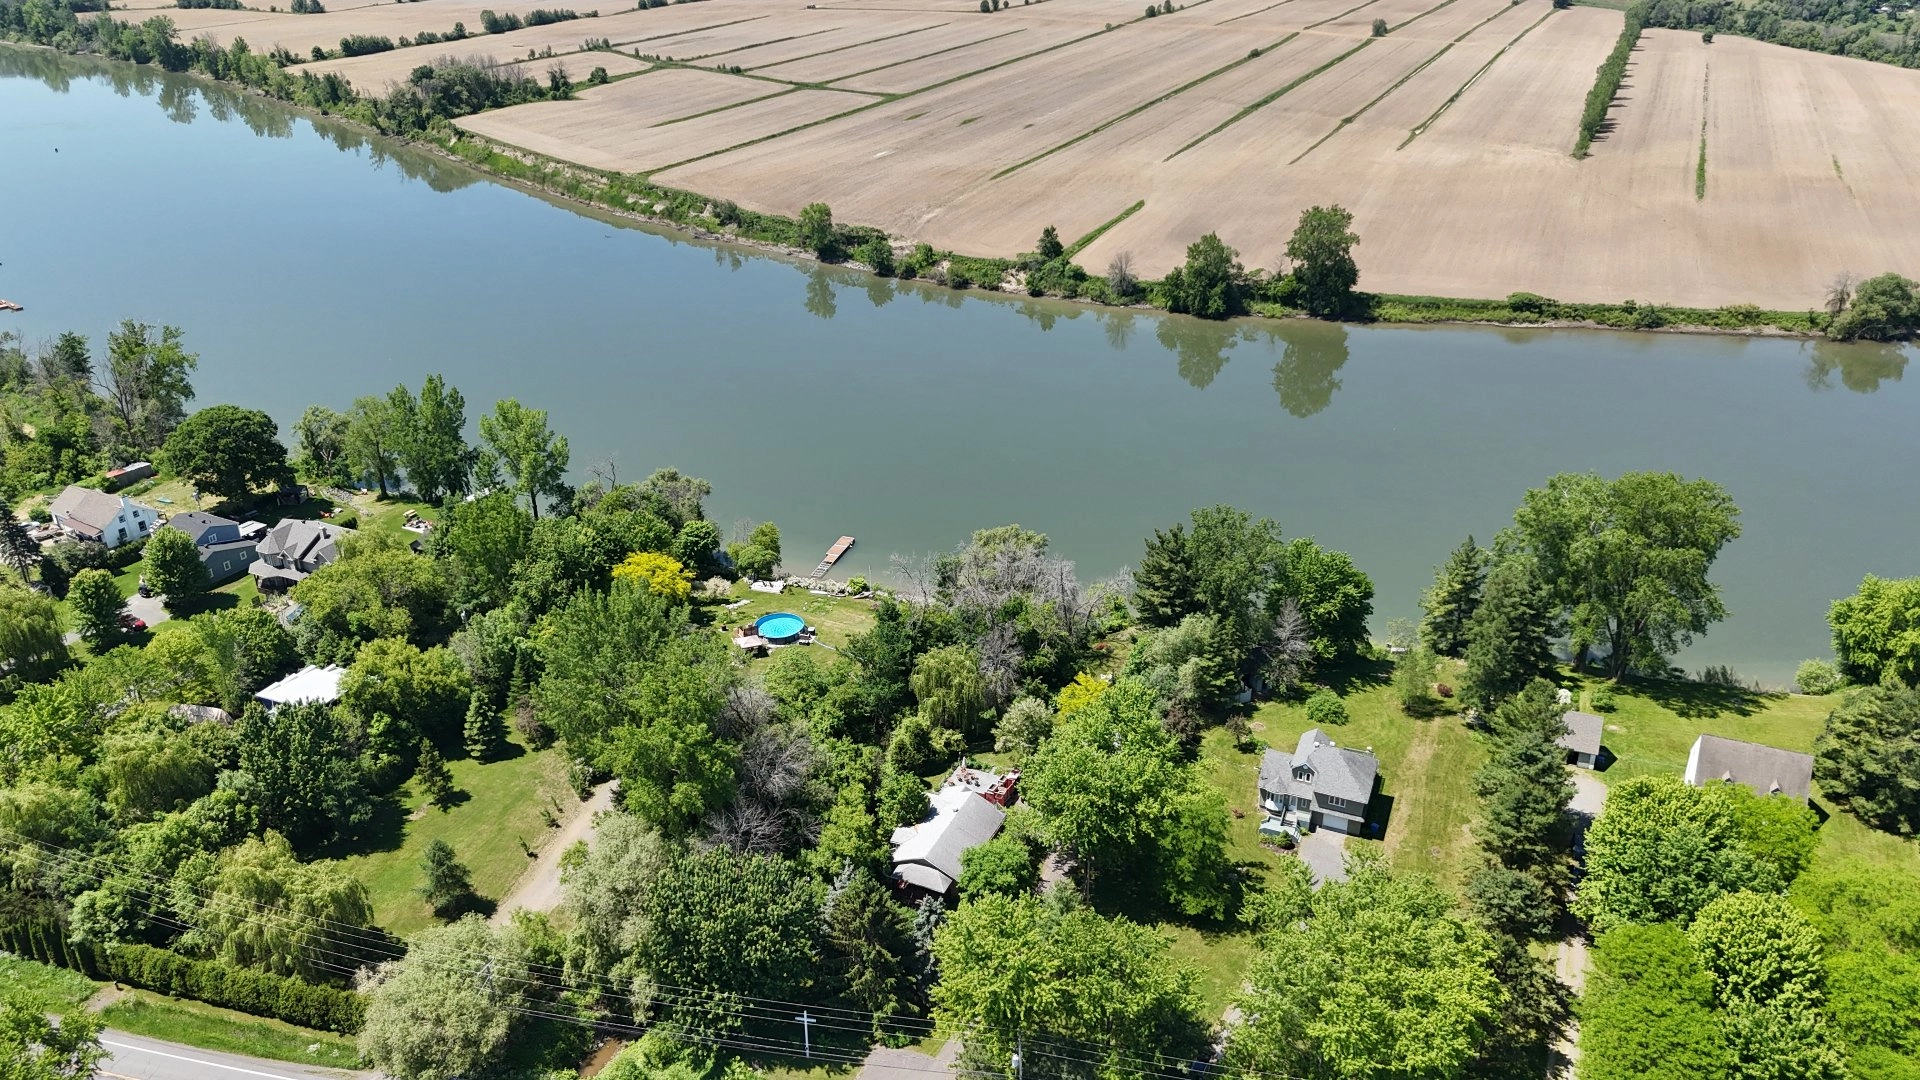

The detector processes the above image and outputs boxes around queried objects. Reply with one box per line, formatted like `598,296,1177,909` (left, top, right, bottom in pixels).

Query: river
3,46,1915,684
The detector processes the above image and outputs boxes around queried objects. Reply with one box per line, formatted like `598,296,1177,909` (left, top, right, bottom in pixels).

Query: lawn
0,955,99,1012
710,582,879,660
100,991,361,1068
331,739,575,936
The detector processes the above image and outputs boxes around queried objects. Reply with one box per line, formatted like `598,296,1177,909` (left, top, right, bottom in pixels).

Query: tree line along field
174,0,1920,308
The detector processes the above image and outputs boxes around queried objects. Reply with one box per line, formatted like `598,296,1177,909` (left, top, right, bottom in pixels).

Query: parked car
118,612,147,632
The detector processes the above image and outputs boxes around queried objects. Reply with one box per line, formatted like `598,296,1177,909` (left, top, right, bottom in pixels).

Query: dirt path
490,781,615,926
1382,718,1441,865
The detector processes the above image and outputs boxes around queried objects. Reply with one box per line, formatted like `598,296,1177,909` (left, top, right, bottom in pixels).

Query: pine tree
0,497,42,579
1134,524,1201,628
1419,536,1488,657
463,690,504,762
415,739,457,809
1462,554,1559,709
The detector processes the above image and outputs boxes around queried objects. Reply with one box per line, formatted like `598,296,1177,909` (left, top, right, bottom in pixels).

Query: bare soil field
503,48,655,79
316,0,1920,307
168,0,615,56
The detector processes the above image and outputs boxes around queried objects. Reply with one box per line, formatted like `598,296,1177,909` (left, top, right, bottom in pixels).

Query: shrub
796,202,837,258
1828,272,1920,342
1370,16,1387,34
338,34,395,55
95,944,367,1033
1304,688,1348,726
1162,232,1245,318
1144,3,1157,14
1590,683,1618,712
853,236,895,276
1794,659,1843,696
588,65,609,84
1507,291,1558,317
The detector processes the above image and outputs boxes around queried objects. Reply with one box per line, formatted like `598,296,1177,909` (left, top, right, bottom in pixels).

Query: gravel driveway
1297,829,1349,886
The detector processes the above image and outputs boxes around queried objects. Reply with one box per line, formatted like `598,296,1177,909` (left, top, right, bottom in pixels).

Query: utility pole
795,1012,815,1059
1013,1035,1024,1080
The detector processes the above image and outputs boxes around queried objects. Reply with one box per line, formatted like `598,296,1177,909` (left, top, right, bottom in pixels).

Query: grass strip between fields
1065,199,1146,257
990,30,1301,178
826,26,1025,83
650,86,801,126
1290,0,1525,164
1694,58,1708,198
681,26,840,62
1305,0,1388,30
1165,37,1374,159
745,21,948,72
1398,7,1553,147
1217,0,1303,24
1389,0,1459,32
612,14,770,48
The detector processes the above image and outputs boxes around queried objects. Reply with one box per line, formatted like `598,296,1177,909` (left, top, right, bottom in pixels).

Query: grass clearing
331,739,574,936
100,991,362,1068
709,581,879,657
0,954,100,1012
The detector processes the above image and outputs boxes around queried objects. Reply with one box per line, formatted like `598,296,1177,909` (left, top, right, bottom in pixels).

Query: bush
1590,683,1618,712
1370,16,1387,34
796,202,837,258
1574,1,1648,156
853,236,895,276
1828,272,1920,342
338,34,396,55
94,944,366,1033
1304,688,1348,726
588,65,608,84
1163,232,1245,318
1795,659,1844,696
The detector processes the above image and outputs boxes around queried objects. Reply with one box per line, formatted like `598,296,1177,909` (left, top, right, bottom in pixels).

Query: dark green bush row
1574,1,1648,156
338,33,395,55
1364,291,1820,333
96,943,367,1034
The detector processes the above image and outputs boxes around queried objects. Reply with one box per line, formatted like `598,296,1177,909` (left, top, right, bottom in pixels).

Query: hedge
1574,1,1649,156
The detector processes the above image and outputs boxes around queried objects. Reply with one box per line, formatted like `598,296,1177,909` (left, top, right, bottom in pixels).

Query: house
102,461,155,491
162,511,258,584
889,766,1012,896
255,664,347,708
47,485,159,549
1684,734,1814,801
1559,710,1605,769
1259,727,1379,835
249,519,351,589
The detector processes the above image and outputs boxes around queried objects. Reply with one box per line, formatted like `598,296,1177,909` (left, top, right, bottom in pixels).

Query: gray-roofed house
47,485,158,549
1259,727,1379,835
249,519,352,590
163,511,258,584
1559,710,1604,769
1684,734,1814,801
889,771,1009,897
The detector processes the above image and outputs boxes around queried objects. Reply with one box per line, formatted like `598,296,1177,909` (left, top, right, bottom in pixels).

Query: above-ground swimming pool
755,612,806,643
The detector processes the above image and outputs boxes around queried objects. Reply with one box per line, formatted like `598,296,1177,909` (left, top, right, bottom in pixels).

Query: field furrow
752,21,1013,81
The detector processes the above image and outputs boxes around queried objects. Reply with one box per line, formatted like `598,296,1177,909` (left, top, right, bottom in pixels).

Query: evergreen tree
1134,524,1201,628
823,866,917,1026
1475,723,1575,872
415,740,457,809
1420,536,1488,657
418,838,474,916
0,496,44,579
463,690,505,761
1462,553,1558,708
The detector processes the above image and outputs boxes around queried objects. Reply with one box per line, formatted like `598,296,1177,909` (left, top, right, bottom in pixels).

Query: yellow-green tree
610,551,693,603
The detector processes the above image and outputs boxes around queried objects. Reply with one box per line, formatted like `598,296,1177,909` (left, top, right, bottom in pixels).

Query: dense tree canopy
1285,204,1361,317
479,398,570,518
160,404,290,503
1828,574,1920,688
1461,553,1558,708
359,916,535,1080
1573,775,1771,933
1813,686,1920,835
1578,923,1730,1080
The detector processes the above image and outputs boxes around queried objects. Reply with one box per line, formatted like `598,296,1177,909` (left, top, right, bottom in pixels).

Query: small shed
1559,711,1605,769
103,461,155,490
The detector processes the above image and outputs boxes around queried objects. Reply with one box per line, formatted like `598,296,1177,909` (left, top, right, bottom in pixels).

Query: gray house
249,519,351,589
1559,710,1604,769
1259,727,1379,835
163,511,257,584
1684,734,1814,801
889,771,1010,897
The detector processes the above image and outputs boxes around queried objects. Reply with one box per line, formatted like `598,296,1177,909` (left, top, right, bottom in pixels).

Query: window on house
116,528,127,542
222,560,231,573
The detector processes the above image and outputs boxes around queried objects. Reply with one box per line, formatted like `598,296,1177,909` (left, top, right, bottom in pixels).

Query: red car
117,612,147,632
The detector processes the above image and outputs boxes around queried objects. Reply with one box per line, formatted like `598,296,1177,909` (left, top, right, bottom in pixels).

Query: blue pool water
755,613,806,641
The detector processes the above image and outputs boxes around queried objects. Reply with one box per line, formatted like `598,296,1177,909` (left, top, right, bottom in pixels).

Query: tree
1688,891,1825,1008
419,838,475,915
993,696,1053,759
608,552,694,603
1229,852,1505,1080
933,893,1208,1077
1813,686,1920,835
1465,863,1556,939
359,916,533,1080
94,319,198,457
823,867,916,1025
959,834,1036,898
414,739,456,809
672,519,722,574
1474,710,1574,871
463,690,505,761
0,990,106,1079
193,605,300,714
161,404,290,504
1829,271,1920,342
1703,780,1817,883
199,833,382,978
1577,923,1730,1080
638,468,713,530
1163,232,1245,318
0,496,44,580
395,374,472,503
1507,471,1740,677
292,404,351,484
797,202,836,257
1420,536,1487,657
1285,204,1361,317
67,567,124,649
1035,224,1065,261
40,331,92,383
290,532,454,663
1573,775,1768,933
340,638,472,759
1828,574,1920,688
344,394,402,497
142,526,208,612
1280,537,1374,662
1134,524,1201,627
910,644,987,736
0,586,66,684
479,398,569,519
435,492,532,612
232,701,370,850
1461,553,1558,707
1392,645,1441,716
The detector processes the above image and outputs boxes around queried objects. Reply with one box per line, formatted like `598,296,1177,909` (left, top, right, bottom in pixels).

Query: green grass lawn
710,582,879,659
332,739,575,937
0,955,99,1012
100,991,361,1068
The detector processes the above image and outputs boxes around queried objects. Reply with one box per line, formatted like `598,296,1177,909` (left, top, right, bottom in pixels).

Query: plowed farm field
256,0,1918,306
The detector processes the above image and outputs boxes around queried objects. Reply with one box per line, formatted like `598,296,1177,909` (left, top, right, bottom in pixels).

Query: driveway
124,591,169,630
1296,829,1349,886
859,1038,959,1080
490,781,615,925
1568,770,1607,820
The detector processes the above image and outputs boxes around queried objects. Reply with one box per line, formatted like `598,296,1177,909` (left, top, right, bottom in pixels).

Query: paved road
96,1029,367,1080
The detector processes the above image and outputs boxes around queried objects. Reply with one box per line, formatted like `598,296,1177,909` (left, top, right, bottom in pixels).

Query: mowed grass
333,740,574,937
712,582,879,657
0,955,99,1012
100,991,361,1068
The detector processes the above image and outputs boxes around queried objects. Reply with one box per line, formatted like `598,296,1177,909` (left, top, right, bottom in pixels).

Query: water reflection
1801,339,1908,393
1271,323,1349,418
803,269,837,321
1156,316,1250,389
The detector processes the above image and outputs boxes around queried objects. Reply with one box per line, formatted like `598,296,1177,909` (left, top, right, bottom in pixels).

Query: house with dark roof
1684,734,1814,801
1559,710,1604,769
1259,727,1379,835
162,511,258,584
47,485,158,549
249,519,351,589
889,766,1012,896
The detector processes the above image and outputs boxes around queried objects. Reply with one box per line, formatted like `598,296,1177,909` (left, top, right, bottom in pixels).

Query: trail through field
490,781,614,925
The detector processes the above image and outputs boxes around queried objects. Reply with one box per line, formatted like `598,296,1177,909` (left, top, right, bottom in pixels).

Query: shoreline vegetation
0,29,1912,342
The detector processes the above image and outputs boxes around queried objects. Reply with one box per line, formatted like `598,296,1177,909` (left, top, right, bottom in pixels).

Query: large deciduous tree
1813,686,1920,835
1420,536,1487,657
231,701,370,850
359,916,534,1080
1285,204,1361,317
1577,923,1730,1080
292,404,351,485
1827,574,1920,689
1163,232,1246,319
67,567,125,650
197,832,381,979
161,404,291,503
479,398,570,519
1281,536,1375,662
344,394,402,497
1507,471,1741,677
0,584,68,683
94,319,198,457
1572,775,1769,933
142,526,209,612
392,374,472,503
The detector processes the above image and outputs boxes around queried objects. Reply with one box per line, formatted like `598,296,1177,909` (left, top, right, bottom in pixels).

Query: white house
47,485,159,549
255,664,347,708
889,766,1014,896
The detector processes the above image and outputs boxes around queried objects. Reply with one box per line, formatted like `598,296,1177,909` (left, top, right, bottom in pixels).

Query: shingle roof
1690,735,1814,800
48,486,123,532
1262,729,1378,804
890,786,1005,892
260,519,349,566
1560,711,1604,757
165,511,236,546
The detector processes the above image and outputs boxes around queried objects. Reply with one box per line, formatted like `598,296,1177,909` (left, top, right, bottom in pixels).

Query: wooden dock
0,301,23,313
811,535,855,578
